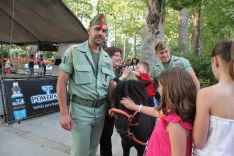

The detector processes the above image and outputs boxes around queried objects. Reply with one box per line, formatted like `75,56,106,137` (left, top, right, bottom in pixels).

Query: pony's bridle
110,107,148,146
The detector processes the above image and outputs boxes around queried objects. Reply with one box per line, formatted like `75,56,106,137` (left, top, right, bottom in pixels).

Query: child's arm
120,97,160,117
193,88,210,148
167,123,187,156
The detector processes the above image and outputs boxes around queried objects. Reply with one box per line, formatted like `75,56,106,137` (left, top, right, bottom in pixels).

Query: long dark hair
211,39,234,80
158,67,197,124
130,58,139,65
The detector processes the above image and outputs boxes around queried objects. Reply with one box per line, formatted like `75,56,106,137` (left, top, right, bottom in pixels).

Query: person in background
193,39,234,155
28,54,35,76
131,61,158,107
0,62,2,74
129,57,139,71
57,14,115,156
121,67,196,156
99,46,131,156
123,58,131,67
4,59,11,75
38,54,46,76
42,56,47,76
151,41,200,91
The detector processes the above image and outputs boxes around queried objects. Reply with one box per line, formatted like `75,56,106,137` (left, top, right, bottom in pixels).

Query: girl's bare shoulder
198,84,218,96
197,84,222,104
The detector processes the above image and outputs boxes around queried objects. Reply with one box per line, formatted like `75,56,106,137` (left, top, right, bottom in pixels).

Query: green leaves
201,0,234,54
96,0,146,58
167,0,197,10
62,0,233,71
63,0,94,24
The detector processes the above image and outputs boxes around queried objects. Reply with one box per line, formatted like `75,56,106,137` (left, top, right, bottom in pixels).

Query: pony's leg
136,145,145,156
137,149,144,156
122,146,130,156
121,138,131,156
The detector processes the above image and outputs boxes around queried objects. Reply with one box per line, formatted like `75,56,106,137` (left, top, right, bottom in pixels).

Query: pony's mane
112,80,148,110
112,80,155,146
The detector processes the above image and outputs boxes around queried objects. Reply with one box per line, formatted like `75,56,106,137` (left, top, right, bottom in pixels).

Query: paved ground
0,112,137,156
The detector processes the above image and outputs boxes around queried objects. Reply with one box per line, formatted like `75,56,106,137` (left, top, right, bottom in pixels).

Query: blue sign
2,77,59,123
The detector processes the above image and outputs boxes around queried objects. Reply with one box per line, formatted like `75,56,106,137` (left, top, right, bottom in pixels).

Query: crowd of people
0,53,47,76
28,53,47,76
57,13,234,156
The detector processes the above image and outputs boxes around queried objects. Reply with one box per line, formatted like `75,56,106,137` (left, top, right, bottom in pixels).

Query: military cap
89,13,107,29
155,41,168,51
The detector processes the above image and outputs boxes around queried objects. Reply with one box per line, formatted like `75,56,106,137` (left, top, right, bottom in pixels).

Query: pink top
145,113,193,156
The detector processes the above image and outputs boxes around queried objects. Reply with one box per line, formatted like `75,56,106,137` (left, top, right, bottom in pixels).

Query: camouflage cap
89,13,107,29
155,41,168,51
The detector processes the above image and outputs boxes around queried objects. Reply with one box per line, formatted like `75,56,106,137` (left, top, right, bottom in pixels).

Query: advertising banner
2,77,58,123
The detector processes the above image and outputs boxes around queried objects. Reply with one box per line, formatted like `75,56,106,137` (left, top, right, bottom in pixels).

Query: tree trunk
133,35,136,58
140,0,165,67
123,37,127,61
114,17,117,46
192,0,201,55
178,8,189,53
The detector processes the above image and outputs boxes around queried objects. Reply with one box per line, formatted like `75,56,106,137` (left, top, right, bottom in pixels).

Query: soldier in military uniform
151,41,200,91
56,14,115,156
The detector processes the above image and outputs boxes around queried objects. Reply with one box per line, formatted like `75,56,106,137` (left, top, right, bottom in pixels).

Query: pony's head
111,80,148,135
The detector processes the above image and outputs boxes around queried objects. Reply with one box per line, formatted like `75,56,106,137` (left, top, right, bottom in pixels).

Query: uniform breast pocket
101,67,111,86
74,65,92,84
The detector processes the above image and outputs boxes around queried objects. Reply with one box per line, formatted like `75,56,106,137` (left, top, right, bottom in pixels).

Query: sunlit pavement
0,112,137,156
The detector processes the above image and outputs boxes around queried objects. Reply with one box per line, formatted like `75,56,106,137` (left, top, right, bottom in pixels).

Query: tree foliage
96,0,146,59
2,0,232,85
167,0,197,11
62,0,233,86
200,0,234,54
63,0,94,24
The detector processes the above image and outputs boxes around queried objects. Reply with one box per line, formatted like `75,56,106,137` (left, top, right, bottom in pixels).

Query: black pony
111,80,156,156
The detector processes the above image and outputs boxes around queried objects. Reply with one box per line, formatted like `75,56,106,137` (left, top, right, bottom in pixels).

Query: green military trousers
70,102,106,156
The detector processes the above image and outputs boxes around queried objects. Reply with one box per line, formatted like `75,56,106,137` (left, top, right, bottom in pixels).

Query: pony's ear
139,80,151,87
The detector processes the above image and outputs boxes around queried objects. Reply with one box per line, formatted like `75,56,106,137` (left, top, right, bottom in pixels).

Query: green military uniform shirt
151,55,192,80
59,41,115,99
59,41,115,118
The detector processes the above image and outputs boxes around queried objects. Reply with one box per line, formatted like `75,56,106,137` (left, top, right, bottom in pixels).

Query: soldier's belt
72,95,106,108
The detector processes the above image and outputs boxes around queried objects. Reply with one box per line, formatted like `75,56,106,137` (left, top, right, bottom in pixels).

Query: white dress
193,115,234,156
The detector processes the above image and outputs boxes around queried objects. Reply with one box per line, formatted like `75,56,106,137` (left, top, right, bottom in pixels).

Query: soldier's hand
60,113,73,131
109,108,117,117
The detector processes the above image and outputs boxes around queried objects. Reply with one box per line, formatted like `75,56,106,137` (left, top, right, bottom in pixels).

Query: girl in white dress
193,39,234,156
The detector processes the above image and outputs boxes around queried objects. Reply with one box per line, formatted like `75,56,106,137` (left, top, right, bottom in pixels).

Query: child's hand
119,67,131,80
131,71,140,76
120,97,138,111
